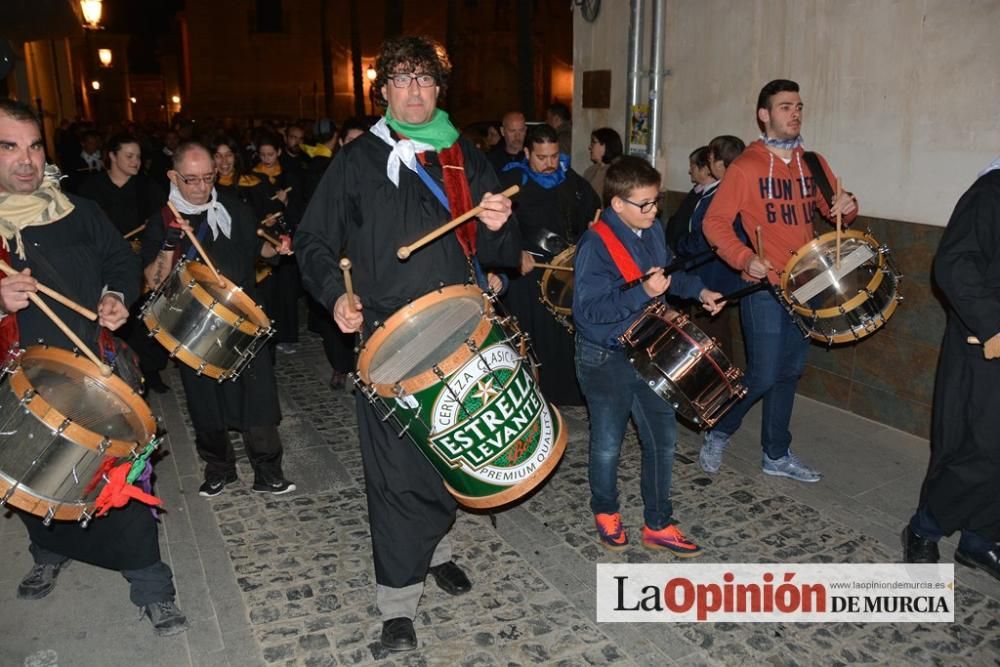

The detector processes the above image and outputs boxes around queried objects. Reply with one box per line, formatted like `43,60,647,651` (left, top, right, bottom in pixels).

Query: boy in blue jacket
574,157,723,555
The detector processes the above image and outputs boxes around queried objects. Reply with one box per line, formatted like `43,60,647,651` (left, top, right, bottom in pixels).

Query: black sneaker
142,599,189,636
198,472,238,497
252,479,297,495
17,561,69,600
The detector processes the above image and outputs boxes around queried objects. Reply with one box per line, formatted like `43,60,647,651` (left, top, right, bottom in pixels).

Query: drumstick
835,177,843,269
166,202,226,287
270,187,292,201
397,185,520,260
123,223,146,240
532,263,574,272
968,336,982,345
256,228,294,255
259,212,282,227
755,225,764,257
340,258,355,303
618,247,717,291
591,208,601,227
0,260,98,321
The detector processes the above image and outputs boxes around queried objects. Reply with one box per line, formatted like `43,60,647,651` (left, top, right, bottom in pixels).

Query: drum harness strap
591,220,643,283
801,152,835,213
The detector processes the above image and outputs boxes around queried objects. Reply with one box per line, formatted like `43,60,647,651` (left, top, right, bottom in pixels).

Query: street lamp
98,48,112,67
80,0,103,29
171,95,181,105
91,80,101,91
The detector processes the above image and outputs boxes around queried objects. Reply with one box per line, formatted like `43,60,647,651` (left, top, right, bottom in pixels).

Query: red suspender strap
591,220,642,283
0,244,20,362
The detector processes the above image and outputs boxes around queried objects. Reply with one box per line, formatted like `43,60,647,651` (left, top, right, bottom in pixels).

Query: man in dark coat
903,158,1000,581
0,98,187,636
499,123,601,406
296,36,520,652
141,142,295,498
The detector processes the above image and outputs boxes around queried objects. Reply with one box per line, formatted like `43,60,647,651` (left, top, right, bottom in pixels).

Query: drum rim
183,261,271,334
444,405,567,509
8,345,155,458
356,284,493,397
0,476,92,521
140,313,233,379
538,245,575,316
780,229,888,319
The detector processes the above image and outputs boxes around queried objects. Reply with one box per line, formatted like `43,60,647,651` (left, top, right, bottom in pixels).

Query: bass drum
355,285,566,509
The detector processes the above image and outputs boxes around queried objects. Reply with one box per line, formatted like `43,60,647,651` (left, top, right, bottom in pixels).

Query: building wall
575,0,998,438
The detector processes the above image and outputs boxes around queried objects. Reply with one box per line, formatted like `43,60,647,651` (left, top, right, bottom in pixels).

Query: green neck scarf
385,108,459,151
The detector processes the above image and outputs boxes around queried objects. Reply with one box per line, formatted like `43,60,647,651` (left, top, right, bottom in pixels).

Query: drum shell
538,245,575,333
356,285,566,508
142,261,273,380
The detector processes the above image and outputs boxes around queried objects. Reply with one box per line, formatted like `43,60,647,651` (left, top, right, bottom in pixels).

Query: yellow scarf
252,163,282,185
0,165,75,259
218,173,262,188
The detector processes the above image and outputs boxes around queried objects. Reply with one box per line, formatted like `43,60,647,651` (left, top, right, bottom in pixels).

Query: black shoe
329,371,347,390
902,526,940,563
428,561,472,595
252,479,297,495
146,373,170,394
142,599,189,637
954,546,1000,582
381,617,417,652
198,472,238,497
17,560,69,600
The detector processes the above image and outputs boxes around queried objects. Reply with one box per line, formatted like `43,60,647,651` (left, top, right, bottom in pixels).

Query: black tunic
77,171,166,237
9,198,158,571
140,191,281,432
296,134,520,589
919,169,1000,541
498,168,600,406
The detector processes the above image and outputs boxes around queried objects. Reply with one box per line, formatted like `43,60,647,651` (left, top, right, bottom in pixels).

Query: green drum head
369,294,484,385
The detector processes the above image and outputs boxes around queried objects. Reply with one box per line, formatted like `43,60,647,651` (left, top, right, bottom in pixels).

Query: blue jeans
575,335,677,530
713,288,811,460
910,505,995,553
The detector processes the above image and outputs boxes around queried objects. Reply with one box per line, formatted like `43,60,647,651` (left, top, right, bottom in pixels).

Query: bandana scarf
168,182,232,240
501,154,569,190
0,164,75,259
252,162,282,185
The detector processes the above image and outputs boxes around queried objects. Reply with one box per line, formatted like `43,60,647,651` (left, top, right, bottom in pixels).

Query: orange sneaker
594,512,629,551
641,524,702,558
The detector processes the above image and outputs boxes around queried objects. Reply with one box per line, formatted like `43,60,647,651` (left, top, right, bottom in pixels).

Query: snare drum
538,245,575,333
355,284,567,509
621,302,747,428
780,229,901,344
0,346,156,525
141,260,273,381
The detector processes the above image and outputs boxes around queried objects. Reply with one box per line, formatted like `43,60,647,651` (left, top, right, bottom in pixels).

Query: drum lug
2,346,23,375
42,506,56,526
169,343,182,359
78,509,93,528
0,485,15,507
196,361,208,376
379,404,397,422
97,437,111,455
54,418,71,437
18,389,36,407
465,339,478,353
147,326,160,337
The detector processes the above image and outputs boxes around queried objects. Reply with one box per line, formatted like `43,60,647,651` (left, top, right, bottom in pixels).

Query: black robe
140,191,281,432
296,133,520,589
919,169,1000,541
8,198,159,571
77,171,166,237
499,167,600,406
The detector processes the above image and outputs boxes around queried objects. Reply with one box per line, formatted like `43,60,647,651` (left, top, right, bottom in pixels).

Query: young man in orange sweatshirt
701,79,858,482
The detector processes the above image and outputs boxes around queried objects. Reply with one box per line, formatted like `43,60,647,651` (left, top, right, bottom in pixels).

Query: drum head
540,245,575,316
17,347,155,444
367,292,485,385
783,232,881,311
187,261,271,329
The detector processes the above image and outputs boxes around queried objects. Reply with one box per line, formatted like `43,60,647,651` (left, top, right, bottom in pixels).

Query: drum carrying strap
802,152,835,210
591,220,642,283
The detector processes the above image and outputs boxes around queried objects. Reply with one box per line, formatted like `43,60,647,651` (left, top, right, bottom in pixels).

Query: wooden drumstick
532,263,574,272
259,212,282,227
339,258,355,303
166,202,226,287
755,225,764,257
397,185,520,260
256,228,294,255
123,223,146,240
835,177,843,269
591,208,601,227
270,187,292,201
0,260,98,321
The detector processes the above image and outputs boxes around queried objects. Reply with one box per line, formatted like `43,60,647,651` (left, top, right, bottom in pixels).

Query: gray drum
620,303,747,428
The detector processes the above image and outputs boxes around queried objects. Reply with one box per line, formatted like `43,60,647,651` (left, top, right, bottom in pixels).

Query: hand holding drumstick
745,226,773,279
333,258,363,334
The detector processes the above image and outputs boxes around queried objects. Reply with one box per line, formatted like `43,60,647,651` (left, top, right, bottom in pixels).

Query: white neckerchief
978,156,1000,179
81,150,102,169
370,117,435,187
168,182,232,240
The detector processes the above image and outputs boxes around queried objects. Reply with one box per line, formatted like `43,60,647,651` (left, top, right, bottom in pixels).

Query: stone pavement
2,326,998,667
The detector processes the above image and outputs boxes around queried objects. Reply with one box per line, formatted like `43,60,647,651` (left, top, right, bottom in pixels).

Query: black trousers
355,391,457,588
307,296,355,373
196,426,284,484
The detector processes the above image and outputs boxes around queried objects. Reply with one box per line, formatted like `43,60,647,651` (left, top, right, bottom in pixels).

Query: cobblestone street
2,326,998,666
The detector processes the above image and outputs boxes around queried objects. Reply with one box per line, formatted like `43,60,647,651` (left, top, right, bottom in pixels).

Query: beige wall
576,0,1000,227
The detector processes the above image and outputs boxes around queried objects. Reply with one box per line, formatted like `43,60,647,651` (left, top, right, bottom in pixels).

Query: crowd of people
1,31,997,656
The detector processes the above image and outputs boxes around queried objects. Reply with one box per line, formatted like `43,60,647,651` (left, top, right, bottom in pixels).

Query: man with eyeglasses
296,35,520,652
701,79,858,482
498,123,601,407
141,142,296,500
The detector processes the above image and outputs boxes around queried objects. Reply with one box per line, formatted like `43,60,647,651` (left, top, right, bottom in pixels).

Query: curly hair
373,35,451,108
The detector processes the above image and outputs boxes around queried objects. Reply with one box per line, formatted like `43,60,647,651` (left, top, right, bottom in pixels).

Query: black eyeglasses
389,73,436,88
176,172,217,186
622,197,661,214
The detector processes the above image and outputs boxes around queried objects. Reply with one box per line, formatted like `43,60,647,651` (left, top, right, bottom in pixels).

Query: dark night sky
103,0,185,74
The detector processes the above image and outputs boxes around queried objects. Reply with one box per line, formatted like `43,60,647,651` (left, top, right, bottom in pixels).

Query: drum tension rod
43,506,56,526
79,509,93,528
